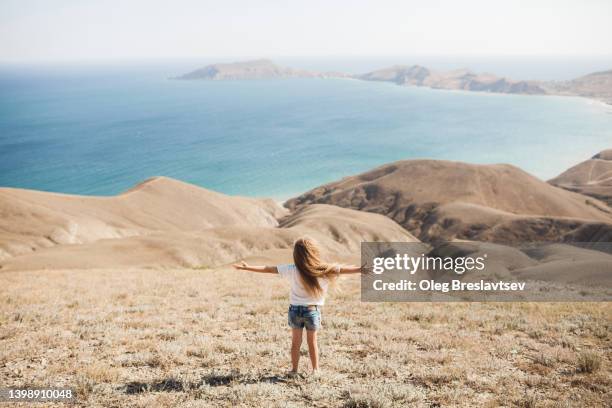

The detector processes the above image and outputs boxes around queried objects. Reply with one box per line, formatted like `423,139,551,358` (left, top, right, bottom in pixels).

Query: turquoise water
1,63,611,199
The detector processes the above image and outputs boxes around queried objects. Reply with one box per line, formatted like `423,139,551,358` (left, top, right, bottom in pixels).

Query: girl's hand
361,263,375,275
232,261,249,270
231,263,276,273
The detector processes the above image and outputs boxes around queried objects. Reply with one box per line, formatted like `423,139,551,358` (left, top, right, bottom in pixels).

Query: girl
232,237,362,375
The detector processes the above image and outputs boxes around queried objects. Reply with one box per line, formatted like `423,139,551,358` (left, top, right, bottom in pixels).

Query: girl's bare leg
291,328,303,372
306,330,319,371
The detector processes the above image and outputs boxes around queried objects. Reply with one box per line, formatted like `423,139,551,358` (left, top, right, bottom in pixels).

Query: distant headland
176,58,348,81
177,59,612,104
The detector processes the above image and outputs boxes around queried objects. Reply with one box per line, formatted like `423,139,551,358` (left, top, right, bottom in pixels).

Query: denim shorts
288,305,322,331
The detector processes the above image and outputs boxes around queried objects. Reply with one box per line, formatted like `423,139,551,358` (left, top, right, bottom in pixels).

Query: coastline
342,75,612,107
175,58,612,105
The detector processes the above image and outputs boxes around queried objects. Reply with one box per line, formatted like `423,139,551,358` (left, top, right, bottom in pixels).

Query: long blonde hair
293,238,338,297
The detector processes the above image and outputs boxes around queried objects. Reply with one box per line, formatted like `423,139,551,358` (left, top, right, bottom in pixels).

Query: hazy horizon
1,0,611,64
2,54,612,83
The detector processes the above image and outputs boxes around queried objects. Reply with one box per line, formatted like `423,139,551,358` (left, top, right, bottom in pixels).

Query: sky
1,0,611,63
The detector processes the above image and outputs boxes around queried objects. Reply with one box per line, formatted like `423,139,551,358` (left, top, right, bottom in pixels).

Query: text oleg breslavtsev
372,280,526,293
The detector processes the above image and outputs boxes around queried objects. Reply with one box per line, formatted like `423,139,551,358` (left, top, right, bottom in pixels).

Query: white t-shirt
277,264,332,306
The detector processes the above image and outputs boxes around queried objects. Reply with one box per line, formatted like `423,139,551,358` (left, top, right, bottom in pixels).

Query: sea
1,56,611,200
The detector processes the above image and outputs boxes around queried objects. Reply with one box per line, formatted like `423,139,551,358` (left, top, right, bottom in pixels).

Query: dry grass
0,268,610,407
576,351,603,374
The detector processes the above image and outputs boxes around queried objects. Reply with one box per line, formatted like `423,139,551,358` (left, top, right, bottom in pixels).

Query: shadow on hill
122,371,290,394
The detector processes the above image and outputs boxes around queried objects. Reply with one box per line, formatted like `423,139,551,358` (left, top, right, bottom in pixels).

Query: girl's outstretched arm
232,261,277,274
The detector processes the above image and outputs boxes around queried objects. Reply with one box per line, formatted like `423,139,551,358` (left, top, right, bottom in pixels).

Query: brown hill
0,177,285,260
279,204,418,253
421,241,612,291
285,159,612,243
515,243,612,287
0,179,416,270
549,149,612,206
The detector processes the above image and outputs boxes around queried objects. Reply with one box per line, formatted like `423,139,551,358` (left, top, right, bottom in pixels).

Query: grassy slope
0,268,610,407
